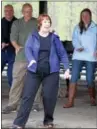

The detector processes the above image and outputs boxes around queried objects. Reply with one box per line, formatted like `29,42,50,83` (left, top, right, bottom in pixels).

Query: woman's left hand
64,69,70,79
94,51,97,58
76,48,84,52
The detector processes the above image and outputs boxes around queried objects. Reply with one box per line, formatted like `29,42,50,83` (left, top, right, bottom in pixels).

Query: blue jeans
1,50,15,87
71,60,96,86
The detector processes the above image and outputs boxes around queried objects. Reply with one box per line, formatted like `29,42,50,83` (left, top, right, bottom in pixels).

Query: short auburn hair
37,14,52,30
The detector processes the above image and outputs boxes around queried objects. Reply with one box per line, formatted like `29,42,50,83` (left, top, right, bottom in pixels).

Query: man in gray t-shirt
2,3,42,114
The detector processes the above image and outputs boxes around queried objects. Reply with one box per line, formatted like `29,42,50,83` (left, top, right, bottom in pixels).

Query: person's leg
63,60,83,108
42,72,59,126
1,51,7,72
33,84,43,111
85,61,96,106
13,71,41,128
2,62,27,114
7,54,15,87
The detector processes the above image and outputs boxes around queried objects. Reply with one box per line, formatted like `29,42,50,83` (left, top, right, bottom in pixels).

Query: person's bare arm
11,41,23,54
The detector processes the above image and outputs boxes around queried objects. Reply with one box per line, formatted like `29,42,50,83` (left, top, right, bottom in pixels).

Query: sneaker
11,124,23,129
2,106,17,114
11,127,22,129
44,122,54,128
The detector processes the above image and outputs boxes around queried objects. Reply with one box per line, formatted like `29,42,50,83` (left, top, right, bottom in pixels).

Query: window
2,1,39,18
48,2,97,40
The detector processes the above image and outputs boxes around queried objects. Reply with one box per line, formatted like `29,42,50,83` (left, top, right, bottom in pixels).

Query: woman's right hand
94,50,97,59
28,60,36,68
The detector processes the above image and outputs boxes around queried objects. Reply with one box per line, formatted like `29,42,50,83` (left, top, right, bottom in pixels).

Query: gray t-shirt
10,17,37,61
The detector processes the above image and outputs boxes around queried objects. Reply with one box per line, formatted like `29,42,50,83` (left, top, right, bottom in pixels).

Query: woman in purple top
12,14,70,129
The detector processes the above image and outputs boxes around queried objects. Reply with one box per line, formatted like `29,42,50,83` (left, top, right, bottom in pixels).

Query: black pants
1,50,15,86
13,70,59,127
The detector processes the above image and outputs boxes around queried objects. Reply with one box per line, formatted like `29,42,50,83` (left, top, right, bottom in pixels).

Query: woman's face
81,11,91,25
40,18,51,32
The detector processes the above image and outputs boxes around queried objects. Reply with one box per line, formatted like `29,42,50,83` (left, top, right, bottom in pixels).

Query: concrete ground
2,84,97,128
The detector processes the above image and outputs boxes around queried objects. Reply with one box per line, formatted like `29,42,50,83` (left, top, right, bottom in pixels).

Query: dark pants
1,50,15,87
13,70,59,127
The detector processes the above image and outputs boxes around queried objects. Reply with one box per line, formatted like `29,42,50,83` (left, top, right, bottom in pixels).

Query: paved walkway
2,86,97,128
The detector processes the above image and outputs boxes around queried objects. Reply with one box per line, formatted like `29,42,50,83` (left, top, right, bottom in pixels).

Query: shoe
11,124,23,129
44,122,54,128
63,84,77,108
11,127,22,129
32,104,42,112
88,87,96,106
2,106,17,114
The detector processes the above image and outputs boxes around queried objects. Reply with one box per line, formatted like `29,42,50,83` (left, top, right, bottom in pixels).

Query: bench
2,41,97,98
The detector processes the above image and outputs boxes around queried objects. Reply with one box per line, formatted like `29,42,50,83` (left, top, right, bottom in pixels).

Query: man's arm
1,20,5,43
10,20,22,53
11,41,23,54
1,19,9,49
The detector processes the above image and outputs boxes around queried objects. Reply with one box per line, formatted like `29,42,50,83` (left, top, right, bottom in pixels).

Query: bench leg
65,79,70,98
